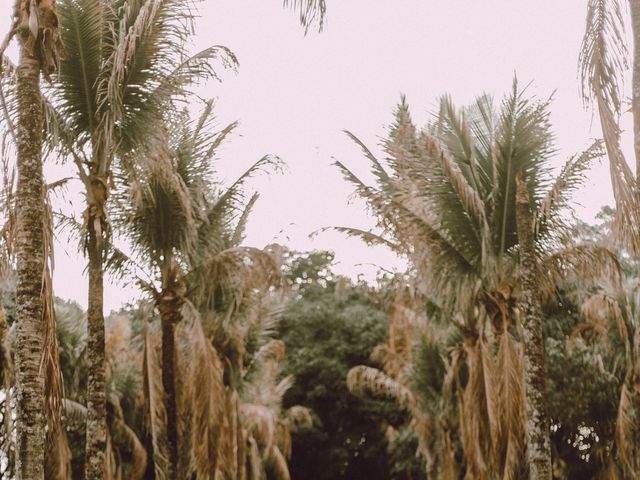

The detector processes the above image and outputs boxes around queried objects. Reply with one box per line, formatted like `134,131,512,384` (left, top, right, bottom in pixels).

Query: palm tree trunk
14,23,46,480
84,221,107,479
515,172,552,480
157,271,183,478
630,0,640,185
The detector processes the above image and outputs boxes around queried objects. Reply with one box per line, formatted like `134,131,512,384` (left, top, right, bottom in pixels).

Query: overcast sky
3,1,624,311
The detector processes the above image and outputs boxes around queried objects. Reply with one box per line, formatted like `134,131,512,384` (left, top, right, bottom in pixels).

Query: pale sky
3,1,625,311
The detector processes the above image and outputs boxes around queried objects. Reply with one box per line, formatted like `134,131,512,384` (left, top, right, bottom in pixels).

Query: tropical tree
336,83,617,478
44,1,235,476
0,2,65,478
347,285,459,479
278,250,404,480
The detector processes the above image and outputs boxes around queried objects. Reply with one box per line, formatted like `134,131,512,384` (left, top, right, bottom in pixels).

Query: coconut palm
0,3,65,476
336,83,618,478
114,100,283,477
44,1,234,476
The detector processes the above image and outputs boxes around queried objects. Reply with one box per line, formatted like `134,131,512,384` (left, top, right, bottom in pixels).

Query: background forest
1,0,640,479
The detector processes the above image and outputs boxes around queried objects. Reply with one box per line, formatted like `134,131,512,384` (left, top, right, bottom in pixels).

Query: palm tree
336,83,617,478
0,1,65,478
119,103,235,477
49,1,233,476
515,172,551,478
115,100,281,477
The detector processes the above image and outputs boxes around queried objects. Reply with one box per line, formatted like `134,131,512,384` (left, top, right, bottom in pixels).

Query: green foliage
279,251,409,480
544,297,622,477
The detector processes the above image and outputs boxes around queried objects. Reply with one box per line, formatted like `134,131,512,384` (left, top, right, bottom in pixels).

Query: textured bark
515,172,552,480
630,0,640,184
84,222,107,479
14,29,46,480
157,275,184,478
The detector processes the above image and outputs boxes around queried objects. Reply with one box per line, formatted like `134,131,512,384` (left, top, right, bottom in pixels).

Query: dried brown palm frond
494,331,527,480
174,301,226,479
142,314,170,480
580,0,640,255
266,446,291,480
62,398,147,479
614,380,637,475
41,179,71,479
582,293,630,352
370,291,420,380
246,435,264,480
347,365,413,409
460,336,497,479
216,391,241,480
192,246,284,315
539,244,621,302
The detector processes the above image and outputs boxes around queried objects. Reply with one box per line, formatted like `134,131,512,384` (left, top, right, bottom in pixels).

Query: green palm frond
127,144,197,265
231,192,259,247
535,140,604,239
490,80,554,255
197,155,281,257
55,0,108,143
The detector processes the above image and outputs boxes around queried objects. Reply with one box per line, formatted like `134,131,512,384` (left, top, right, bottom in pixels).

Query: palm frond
346,365,413,409
282,0,326,32
579,0,640,254
535,140,604,238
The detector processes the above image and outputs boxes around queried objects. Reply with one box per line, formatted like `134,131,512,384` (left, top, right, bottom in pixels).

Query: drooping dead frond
142,314,170,480
580,0,640,254
62,398,147,479
581,292,630,349
580,0,628,113
614,380,636,474
346,365,413,409
175,302,226,479
494,333,527,480
460,337,496,478
539,244,621,301
266,446,291,480
284,405,313,432
41,174,71,480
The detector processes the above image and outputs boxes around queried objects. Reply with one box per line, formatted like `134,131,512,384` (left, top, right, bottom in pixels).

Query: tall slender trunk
157,262,183,478
630,0,640,185
84,220,107,479
14,27,46,480
515,172,551,480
